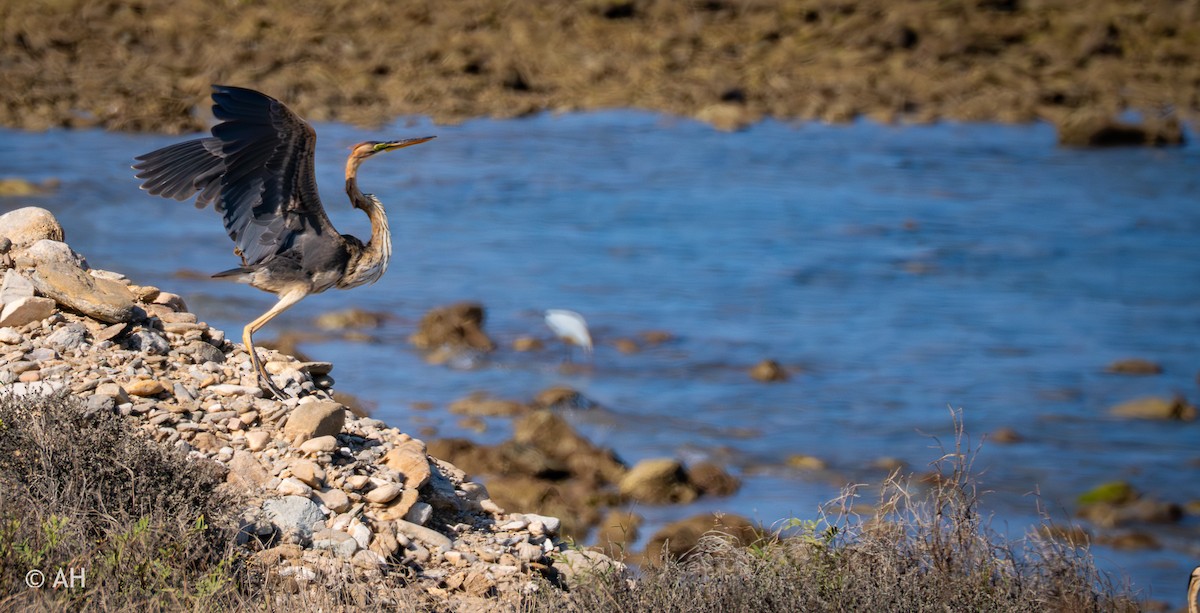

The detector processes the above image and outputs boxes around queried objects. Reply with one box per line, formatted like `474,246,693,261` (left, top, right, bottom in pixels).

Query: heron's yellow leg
243,288,308,400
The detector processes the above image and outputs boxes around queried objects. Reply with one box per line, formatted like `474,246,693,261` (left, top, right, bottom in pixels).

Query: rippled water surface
2,112,1198,605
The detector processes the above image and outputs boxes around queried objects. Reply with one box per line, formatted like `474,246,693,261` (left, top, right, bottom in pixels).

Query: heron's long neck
341,157,391,288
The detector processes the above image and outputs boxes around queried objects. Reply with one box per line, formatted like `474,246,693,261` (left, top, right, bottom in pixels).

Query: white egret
544,309,593,359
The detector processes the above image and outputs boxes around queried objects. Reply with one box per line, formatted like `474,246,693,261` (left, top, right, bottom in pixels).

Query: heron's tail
133,138,224,208
211,266,255,283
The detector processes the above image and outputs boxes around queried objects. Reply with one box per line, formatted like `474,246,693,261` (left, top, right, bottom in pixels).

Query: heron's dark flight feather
134,85,341,268
207,85,340,267
133,138,223,207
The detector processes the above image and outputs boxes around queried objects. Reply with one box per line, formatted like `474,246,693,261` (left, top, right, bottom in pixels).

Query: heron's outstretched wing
209,85,340,267
133,137,224,208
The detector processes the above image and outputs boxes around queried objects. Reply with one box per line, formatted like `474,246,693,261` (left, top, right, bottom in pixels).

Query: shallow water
2,112,1198,605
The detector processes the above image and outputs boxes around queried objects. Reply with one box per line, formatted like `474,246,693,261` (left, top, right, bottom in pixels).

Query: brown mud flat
2,0,1199,134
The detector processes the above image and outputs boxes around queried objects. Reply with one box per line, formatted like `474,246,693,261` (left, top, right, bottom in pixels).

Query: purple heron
134,85,433,398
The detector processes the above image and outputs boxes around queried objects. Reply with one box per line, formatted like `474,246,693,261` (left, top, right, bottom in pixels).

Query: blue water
2,112,1199,606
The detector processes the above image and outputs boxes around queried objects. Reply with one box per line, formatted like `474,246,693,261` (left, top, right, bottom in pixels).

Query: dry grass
531,411,1138,613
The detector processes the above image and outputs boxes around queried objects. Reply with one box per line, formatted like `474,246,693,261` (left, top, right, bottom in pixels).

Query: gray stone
525,513,561,537
312,529,359,557
85,394,115,413
172,383,194,402
127,329,170,355
181,340,225,363
0,270,36,303
404,502,433,526
45,323,88,349
262,495,324,540
25,347,56,362
0,296,55,328
0,328,21,344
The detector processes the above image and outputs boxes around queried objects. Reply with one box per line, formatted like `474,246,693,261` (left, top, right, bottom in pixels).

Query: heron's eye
372,143,389,152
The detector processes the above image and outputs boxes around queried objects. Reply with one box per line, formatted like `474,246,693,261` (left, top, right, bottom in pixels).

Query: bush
0,392,241,610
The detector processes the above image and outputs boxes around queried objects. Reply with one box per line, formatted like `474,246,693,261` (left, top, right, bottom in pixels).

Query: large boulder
0,207,64,254
20,240,137,323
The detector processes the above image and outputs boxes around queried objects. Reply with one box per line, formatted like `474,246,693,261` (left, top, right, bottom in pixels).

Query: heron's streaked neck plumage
340,154,391,289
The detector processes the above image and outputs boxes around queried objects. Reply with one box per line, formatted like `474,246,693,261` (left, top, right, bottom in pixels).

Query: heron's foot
248,348,292,400
256,369,291,401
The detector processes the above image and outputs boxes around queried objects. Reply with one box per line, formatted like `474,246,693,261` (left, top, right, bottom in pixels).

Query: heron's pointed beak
380,136,436,151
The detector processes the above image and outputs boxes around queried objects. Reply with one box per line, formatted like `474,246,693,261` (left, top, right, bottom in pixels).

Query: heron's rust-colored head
350,136,436,161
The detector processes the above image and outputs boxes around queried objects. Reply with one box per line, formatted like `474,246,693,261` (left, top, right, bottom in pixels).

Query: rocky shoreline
0,206,622,609
2,1,1198,138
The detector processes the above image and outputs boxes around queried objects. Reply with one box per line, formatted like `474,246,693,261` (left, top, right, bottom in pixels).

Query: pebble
405,502,433,526
349,523,372,549
126,379,166,396
291,460,325,488
278,477,314,497
312,529,359,557
0,328,22,344
365,483,403,504
299,435,338,454
245,430,271,451
395,519,453,552
316,488,352,513
210,383,263,397
351,549,386,570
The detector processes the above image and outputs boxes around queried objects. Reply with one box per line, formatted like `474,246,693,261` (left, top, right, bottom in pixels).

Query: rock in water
645,513,760,563
749,359,788,382
618,458,699,504
1109,396,1196,420
409,302,495,351
1105,358,1163,375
